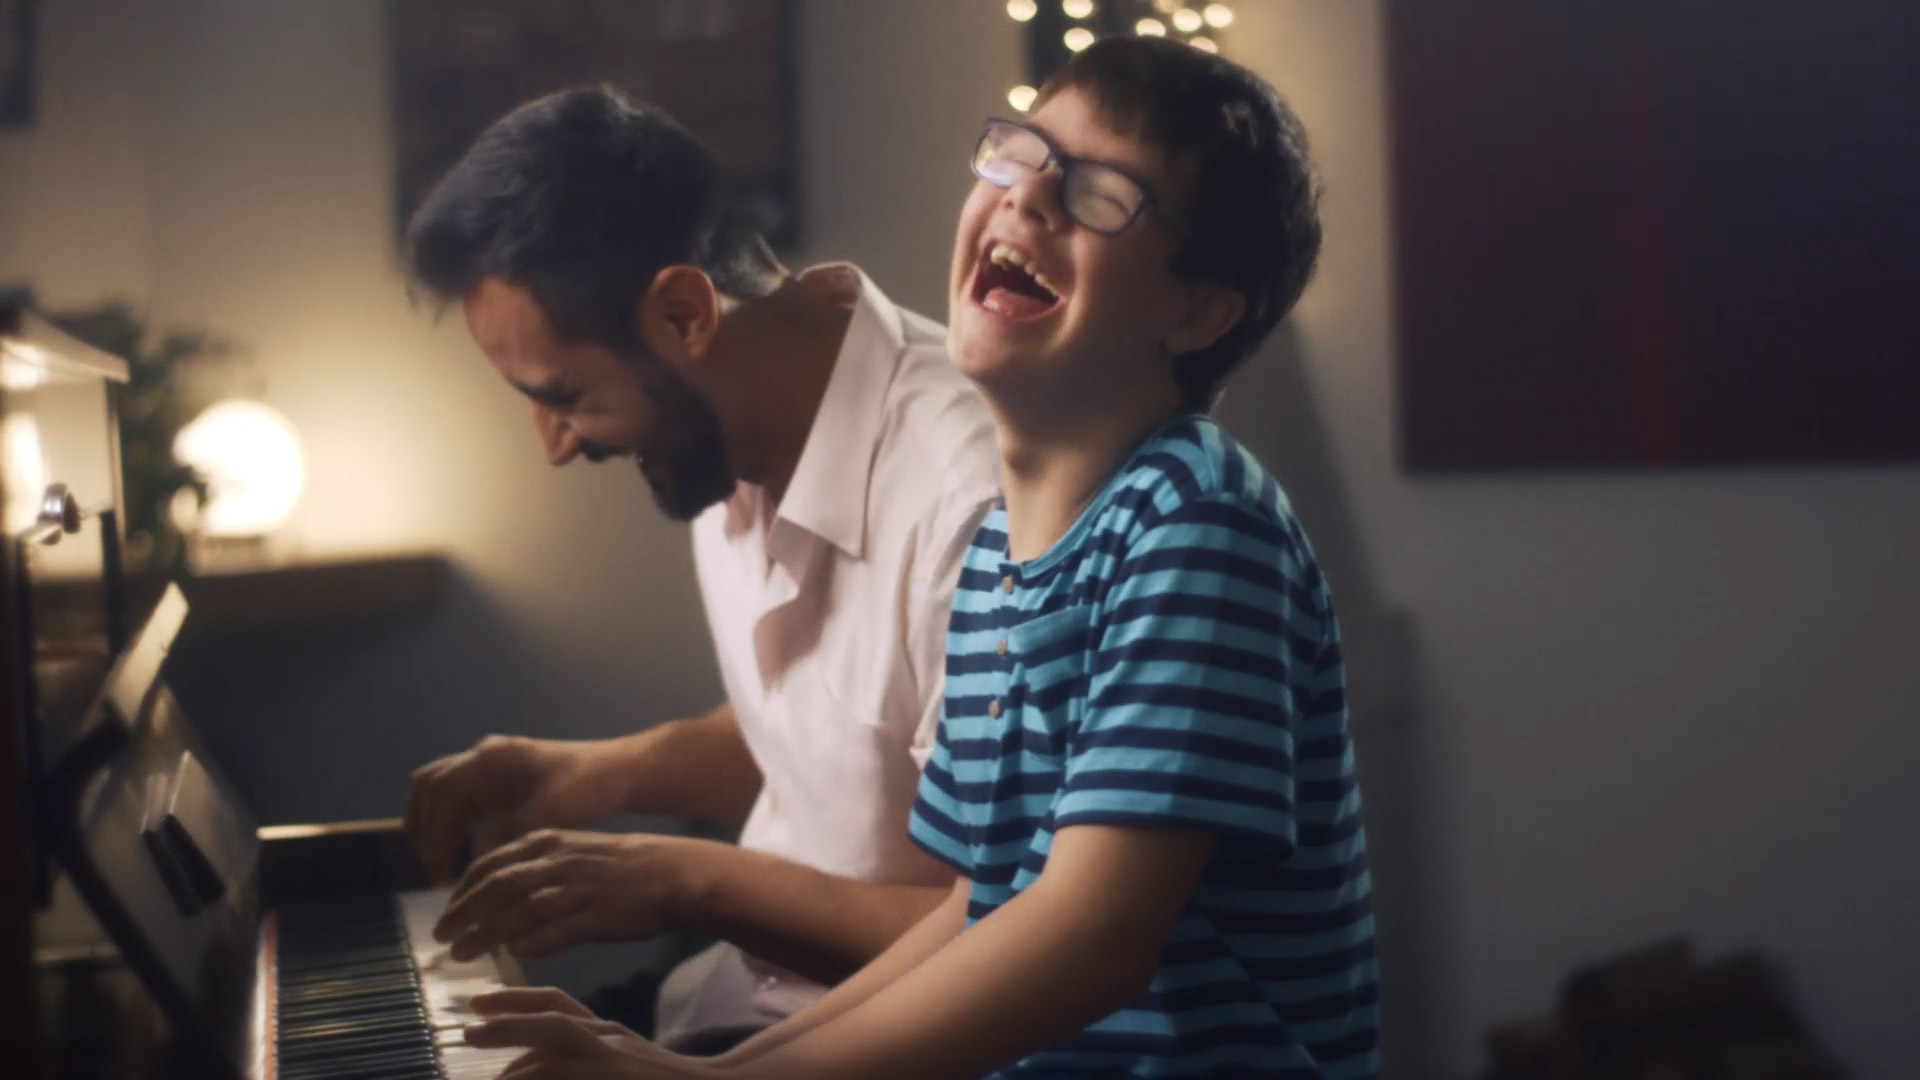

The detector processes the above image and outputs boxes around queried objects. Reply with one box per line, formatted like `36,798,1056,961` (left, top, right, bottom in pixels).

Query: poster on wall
0,0,32,127
392,0,800,248
1388,0,1920,472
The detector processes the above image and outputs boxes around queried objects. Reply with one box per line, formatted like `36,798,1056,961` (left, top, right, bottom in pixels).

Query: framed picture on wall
0,0,33,127
1388,0,1920,472
392,0,800,248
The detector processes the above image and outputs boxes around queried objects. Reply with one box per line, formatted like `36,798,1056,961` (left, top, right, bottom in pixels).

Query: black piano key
280,989,426,1021
279,1048,441,1080
280,1015,433,1045
275,892,447,1080
279,1028,434,1059
279,974,421,1005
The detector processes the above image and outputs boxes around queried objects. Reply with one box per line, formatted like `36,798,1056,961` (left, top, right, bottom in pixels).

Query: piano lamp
172,399,305,540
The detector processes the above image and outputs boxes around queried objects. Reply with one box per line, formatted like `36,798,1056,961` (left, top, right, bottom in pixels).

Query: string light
1008,85,1039,112
1135,17,1166,36
1006,0,1037,22
1203,3,1234,29
1189,35,1218,53
1062,0,1094,19
1171,7,1203,33
1153,0,1182,12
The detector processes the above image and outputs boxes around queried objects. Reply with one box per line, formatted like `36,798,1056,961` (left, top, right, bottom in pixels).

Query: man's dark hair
1038,37,1322,411
404,84,783,352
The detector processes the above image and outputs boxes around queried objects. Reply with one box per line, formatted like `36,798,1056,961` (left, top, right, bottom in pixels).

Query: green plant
52,302,236,575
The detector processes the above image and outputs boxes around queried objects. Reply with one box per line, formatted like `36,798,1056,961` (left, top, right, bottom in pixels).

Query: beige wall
3,2,1916,1075
1231,4,1920,1075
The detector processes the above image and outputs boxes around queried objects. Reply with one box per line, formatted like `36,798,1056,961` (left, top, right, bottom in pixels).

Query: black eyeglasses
970,117,1183,237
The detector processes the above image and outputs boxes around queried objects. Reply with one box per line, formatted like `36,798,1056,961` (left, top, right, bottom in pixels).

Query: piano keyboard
272,889,522,1080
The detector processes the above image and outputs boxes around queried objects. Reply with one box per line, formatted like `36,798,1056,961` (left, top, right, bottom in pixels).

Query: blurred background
3,1,1916,1075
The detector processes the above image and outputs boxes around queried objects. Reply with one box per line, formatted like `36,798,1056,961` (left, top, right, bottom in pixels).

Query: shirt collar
766,264,908,561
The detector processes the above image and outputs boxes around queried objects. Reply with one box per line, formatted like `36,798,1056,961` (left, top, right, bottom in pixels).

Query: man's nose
532,404,581,466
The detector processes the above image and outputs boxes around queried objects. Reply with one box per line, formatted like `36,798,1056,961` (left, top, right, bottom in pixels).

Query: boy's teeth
985,244,1059,298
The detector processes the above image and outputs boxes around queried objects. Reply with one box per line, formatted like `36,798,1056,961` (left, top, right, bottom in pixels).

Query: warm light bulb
1062,0,1094,18
1008,85,1039,112
1153,0,1182,12
172,399,305,538
1204,3,1234,28
1,414,46,534
1064,27,1095,51
1190,35,1218,52
1172,7,1204,32
1006,0,1038,22
1135,18,1166,36
1,342,51,390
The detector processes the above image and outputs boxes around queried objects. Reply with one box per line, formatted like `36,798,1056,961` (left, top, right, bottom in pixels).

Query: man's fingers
464,1011,607,1055
453,884,588,962
439,864,579,958
457,829,564,900
506,907,608,961
470,986,596,1020
437,852,544,941
404,759,454,882
416,772,470,886
495,1049,547,1080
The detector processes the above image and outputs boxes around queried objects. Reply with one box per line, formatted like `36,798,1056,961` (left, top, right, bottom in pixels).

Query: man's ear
1165,283,1247,357
636,265,721,370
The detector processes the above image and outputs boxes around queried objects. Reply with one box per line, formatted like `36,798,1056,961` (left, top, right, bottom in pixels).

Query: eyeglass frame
970,116,1188,239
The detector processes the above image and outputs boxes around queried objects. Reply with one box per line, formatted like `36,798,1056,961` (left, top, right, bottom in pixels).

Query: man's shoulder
869,314,1001,533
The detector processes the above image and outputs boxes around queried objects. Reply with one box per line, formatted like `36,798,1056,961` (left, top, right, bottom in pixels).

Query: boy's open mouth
971,243,1064,321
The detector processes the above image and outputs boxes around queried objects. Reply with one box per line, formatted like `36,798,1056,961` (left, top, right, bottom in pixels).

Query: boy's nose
1003,168,1070,232
532,403,582,466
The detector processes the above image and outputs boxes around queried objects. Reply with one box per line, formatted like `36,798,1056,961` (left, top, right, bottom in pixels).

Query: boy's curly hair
1038,37,1322,411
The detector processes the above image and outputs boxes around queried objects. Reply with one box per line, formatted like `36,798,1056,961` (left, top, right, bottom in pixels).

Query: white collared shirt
655,264,999,1044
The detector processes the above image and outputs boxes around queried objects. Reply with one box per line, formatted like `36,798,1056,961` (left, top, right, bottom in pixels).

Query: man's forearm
602,702,762,826
680,842,952,985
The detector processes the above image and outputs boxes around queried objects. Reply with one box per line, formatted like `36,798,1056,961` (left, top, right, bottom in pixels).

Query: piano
3,305,520,1079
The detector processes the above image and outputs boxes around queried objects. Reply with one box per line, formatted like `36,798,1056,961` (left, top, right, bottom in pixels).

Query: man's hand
466,987,721,1080
433,829,712,961
405,735,622,884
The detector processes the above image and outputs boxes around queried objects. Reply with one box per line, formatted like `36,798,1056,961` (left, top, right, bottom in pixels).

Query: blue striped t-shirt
909,414,1379,1079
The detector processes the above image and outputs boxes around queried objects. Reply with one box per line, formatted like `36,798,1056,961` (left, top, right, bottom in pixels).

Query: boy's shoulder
1101,413,1301,540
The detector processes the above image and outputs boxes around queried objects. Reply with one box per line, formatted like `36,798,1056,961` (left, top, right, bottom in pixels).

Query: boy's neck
993,393,1187,563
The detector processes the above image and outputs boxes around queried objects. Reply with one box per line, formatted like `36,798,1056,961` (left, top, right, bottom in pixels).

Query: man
399,84,999,1054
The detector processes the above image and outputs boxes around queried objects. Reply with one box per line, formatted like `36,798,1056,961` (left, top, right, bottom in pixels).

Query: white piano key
395,888,525,1080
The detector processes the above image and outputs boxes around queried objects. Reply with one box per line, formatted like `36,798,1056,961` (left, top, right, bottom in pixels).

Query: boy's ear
636,264,721,370
1165,283,1247,357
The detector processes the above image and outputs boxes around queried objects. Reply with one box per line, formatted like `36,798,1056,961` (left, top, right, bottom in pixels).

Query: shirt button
996,638,1008,657
1001,575,1015,594
988,698,1002,718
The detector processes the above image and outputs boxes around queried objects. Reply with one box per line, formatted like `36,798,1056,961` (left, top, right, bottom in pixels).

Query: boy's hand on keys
466,987,725,1079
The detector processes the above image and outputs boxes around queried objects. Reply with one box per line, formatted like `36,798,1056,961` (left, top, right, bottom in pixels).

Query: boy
466,36,1378,1080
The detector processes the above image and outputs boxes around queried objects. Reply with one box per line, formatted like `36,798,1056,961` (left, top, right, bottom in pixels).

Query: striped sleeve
908,727,973,874
1054,495,1325,856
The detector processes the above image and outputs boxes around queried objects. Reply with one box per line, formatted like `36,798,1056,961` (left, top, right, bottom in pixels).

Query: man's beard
633,360,737,523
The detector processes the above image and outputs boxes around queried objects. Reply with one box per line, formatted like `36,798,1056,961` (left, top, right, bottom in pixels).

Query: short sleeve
908,731,972,874
1053,496,1326,857
906,493,998,769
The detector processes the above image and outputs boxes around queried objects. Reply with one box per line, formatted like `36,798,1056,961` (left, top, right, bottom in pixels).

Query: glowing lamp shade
173,399,305,538
2,413,47,534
